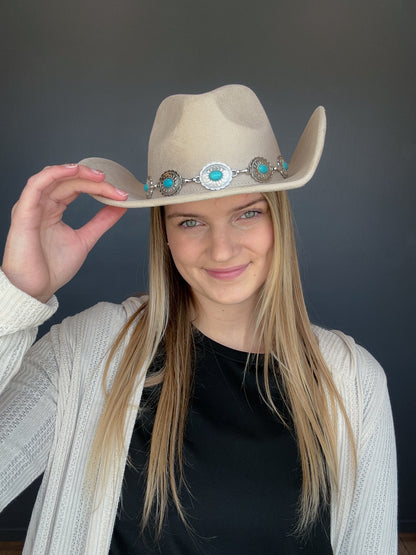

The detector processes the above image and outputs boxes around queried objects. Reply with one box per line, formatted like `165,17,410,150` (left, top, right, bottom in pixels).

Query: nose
208,226,239,262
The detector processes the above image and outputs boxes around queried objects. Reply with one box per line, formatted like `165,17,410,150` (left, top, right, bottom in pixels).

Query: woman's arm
0,163,128,510
339,345,397,554
0,271,59,510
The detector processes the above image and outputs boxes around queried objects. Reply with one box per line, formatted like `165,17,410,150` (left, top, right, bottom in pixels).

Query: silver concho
158,170,183,196
248,157,273,182
199,162,233,191
144,176,154,199
276,155,289,178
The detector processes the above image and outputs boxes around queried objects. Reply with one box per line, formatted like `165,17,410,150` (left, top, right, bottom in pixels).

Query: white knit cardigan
0,270,397,554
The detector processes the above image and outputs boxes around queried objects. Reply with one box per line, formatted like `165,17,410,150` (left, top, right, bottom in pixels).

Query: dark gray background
0,0,414,540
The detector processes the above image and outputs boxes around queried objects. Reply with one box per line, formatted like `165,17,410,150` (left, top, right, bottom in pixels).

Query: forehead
164,193,267,217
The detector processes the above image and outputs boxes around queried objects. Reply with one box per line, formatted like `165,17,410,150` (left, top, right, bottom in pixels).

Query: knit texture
0,270,397,554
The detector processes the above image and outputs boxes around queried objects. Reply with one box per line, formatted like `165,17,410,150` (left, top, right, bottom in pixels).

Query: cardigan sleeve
0,270,59,511
337,344,398,554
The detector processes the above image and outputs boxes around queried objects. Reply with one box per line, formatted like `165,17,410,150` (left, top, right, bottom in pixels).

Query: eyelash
240,210,261,219
180,219,200,228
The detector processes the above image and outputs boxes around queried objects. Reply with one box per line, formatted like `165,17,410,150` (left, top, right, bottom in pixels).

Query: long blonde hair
89,190,355,536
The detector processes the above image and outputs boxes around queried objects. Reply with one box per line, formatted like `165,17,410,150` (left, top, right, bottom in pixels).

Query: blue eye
241,210,259,219
181,219,199,228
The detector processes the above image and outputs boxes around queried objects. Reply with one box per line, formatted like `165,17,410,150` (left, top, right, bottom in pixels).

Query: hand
1,163,128,303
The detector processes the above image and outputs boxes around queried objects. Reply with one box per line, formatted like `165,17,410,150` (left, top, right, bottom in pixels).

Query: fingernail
64,163,78,168
115,187,128,197
91,168,104,175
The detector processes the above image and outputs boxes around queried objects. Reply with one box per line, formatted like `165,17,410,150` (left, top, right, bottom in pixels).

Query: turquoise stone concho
144,155,288,198
199,162,233,190
158,170,183,196
278,155,289,177
248,157,273,182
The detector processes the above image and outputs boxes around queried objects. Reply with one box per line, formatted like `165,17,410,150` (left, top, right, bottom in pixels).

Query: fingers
19,164,91,207
49,176,128,204
17,164,128,212
76,205,128,252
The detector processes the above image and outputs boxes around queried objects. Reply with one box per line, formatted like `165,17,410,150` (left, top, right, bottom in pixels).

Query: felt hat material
78,84,326,207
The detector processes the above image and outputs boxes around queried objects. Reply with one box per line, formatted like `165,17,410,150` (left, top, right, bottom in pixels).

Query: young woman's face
164,193,275,312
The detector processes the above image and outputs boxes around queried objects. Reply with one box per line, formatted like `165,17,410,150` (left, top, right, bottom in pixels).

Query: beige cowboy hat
79,84,326,207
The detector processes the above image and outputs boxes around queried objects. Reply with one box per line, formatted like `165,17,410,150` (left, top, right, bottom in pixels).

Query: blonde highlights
89,191,355,537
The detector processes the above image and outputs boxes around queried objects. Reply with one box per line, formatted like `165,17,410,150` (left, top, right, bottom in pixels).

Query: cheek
261,221,275,256
166,234,199,273
266,226,274,249
166,227,183,259
260,226,276,276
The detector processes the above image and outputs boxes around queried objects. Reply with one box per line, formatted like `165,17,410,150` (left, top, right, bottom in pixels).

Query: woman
0,85,397,554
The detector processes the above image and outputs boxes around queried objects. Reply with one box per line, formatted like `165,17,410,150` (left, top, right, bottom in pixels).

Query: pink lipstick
204,264,248,281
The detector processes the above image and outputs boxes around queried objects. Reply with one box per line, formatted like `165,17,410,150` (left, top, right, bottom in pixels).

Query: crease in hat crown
79,84,326,207
148,84,281,180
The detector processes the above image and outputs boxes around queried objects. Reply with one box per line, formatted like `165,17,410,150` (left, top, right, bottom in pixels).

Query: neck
191,297,263,353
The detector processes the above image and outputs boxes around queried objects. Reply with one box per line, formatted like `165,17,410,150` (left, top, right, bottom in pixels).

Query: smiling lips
204,264,249,281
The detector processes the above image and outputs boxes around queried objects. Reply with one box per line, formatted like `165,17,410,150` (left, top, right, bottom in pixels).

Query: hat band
144,155,288,198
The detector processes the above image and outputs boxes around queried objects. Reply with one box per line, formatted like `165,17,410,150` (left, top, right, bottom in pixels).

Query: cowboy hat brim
76,105,326,208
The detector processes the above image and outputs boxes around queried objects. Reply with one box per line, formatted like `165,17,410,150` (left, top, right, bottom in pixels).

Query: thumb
76,206,127,252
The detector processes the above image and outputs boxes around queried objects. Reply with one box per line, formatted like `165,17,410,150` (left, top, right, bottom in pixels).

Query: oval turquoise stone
258,164,269,174
144,184,149,191
163,178,173,188
209,170,223,181
283,161,289,171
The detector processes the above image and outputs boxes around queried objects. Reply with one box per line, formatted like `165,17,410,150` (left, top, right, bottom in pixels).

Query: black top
110,332,332,554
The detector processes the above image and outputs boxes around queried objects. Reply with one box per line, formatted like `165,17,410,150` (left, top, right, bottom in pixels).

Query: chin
203,290,260,307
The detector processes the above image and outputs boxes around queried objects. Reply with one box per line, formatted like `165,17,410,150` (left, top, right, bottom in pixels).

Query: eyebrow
165,196,267,220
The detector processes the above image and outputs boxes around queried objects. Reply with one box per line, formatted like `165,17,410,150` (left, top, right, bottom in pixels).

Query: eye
240,210,260,219
181,219,200,228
